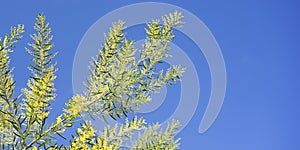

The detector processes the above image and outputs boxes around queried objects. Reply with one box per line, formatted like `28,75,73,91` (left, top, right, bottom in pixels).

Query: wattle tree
0,12,185,149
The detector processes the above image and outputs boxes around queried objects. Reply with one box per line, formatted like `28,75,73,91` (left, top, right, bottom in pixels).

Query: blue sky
1,0,299,149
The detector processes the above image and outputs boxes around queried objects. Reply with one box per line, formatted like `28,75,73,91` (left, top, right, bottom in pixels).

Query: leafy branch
0,11,185,150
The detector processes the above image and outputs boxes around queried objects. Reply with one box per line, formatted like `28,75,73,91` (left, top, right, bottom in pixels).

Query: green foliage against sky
0,12,185,149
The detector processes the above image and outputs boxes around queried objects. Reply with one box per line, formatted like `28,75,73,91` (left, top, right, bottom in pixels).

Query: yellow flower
56,115,62,124
32,146,38,150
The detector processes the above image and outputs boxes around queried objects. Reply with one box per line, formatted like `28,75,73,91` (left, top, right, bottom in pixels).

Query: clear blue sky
0,0,299,149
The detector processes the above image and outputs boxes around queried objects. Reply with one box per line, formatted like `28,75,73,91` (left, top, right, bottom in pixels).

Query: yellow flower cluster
70,121,116,150
24,68,56,122
71,123,95,149
56,115,62,125
65,95,87,118
91,139,114,150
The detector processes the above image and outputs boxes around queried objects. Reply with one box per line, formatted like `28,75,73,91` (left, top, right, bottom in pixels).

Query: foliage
0,11,184,149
